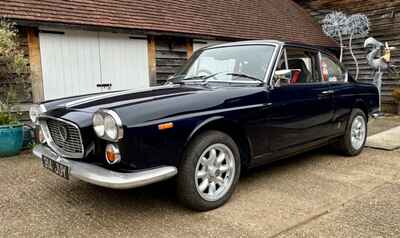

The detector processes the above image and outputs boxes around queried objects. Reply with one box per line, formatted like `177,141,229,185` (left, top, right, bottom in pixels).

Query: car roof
203,40,338,61
204,40,284,49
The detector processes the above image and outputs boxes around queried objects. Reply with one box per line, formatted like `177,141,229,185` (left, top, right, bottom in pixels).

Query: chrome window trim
260,43,280,83
318,51,324,82
268,44,284,88
284,48,289,69
174,42,280,86
39,115,85,159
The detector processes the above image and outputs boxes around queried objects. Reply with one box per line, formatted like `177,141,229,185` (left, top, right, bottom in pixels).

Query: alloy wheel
194,143,236,202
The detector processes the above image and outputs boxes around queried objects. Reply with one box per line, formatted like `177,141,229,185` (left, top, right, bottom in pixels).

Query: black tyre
337,109,368,156
177,130,241,211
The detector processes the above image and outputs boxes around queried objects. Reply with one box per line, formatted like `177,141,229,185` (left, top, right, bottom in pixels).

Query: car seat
288,59,312,83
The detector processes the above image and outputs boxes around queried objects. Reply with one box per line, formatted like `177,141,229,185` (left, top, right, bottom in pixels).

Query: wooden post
186,39,193,59
147,36,157,86
27,29,44,103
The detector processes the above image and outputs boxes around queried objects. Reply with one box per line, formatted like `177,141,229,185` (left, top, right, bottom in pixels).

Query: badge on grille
58,125,69,142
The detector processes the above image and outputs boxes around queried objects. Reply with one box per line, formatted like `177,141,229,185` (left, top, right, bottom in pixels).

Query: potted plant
0,103,23,157
0,21,29,157
393,88,400,115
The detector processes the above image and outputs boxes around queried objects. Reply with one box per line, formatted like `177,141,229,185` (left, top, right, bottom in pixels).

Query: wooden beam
186,39,193,59
27,28,44,103
148,36,157,86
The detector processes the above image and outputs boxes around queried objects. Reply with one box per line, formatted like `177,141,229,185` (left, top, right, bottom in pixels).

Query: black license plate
42,156,70,180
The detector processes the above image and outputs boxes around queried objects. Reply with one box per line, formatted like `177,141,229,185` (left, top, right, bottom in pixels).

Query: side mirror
274,69,301,86
274,69,293,82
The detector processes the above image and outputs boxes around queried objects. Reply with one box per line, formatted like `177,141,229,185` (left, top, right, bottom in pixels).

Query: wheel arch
353,98,369,120
185,117,253,169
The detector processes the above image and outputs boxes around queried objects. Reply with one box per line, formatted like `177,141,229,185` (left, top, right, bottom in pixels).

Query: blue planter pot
0,124,24,157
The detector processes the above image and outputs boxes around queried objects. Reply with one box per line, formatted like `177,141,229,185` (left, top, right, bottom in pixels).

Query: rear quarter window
320,54,346,82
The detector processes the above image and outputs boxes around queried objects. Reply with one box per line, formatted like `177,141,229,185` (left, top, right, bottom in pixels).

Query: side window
320,54,346,82
273,47,319,87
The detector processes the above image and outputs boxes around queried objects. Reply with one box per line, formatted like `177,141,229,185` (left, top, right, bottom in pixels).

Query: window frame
176,43,280,84
318,52,349,84
270,46,323,87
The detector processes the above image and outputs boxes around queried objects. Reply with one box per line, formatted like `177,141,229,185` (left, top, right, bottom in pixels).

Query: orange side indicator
158,122,174,130
105,144,121,165
106,150,116,162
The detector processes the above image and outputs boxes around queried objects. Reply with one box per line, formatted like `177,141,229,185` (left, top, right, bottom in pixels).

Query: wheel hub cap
195,143,235,202
350,115,366,150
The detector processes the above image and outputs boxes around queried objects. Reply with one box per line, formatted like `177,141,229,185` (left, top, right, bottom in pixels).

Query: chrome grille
44,118,84,157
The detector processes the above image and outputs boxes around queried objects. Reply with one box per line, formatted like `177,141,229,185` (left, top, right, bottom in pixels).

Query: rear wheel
337,109,367,156
177,130,241,211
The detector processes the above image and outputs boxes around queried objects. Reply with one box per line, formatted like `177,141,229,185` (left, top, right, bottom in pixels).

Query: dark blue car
31,40,379,211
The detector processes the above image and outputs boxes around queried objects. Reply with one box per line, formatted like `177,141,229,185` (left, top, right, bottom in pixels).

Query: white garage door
39,30,149,100
193,40,229,52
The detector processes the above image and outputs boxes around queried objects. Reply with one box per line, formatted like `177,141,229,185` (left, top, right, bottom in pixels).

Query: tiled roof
0,0,336,47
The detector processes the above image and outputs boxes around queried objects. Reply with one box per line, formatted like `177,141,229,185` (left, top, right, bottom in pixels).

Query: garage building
0,0,334,106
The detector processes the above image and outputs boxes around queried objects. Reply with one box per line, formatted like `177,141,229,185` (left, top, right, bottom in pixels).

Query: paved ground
1,116,400,238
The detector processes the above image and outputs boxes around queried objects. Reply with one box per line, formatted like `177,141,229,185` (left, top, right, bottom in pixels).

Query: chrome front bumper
32,145,178,189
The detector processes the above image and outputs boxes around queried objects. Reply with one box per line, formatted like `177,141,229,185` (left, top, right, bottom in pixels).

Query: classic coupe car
31,40,379,211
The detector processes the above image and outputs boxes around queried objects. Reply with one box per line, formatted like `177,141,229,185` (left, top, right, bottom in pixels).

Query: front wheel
337,109,368,156
177,130,241,211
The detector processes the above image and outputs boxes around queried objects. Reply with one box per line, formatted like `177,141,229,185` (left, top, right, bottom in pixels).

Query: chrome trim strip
33,145,178,189
131,103,267,128
39,115,85,159
65,85,179,108
39,104,47,113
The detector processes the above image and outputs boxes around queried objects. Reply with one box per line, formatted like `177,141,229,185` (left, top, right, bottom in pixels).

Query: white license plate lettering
42,156,70,180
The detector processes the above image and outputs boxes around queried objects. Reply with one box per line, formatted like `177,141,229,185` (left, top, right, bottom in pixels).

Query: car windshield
173,45,276,84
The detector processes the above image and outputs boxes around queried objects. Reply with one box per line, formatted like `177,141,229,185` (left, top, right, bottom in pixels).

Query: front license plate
42,156,70,180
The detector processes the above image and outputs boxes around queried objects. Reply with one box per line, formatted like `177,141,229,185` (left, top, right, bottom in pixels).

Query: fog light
105,144,121,165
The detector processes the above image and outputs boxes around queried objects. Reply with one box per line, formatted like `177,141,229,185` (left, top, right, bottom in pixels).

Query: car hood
43,84,268,127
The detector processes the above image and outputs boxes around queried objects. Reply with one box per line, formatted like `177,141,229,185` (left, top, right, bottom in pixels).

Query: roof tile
0,0,336,47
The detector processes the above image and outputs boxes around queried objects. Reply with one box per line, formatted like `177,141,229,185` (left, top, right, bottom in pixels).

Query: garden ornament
364,37,396,112
322,12,369,81
321,11,347,63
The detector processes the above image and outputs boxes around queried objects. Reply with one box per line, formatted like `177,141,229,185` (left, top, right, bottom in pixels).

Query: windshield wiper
167,73,219,85
168,72,264,86
224,73,264,83
167,75,205,84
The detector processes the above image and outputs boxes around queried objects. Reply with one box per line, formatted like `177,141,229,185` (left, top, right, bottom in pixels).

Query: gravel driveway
1,117,400,238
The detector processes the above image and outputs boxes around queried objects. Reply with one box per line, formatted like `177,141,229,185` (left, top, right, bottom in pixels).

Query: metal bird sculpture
364,37,396,114
364,37,396,71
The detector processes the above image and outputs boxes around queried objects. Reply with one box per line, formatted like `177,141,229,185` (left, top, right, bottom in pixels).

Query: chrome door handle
321,90,334,95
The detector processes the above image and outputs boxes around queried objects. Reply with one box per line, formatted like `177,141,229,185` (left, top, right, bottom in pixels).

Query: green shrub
0,20,29,125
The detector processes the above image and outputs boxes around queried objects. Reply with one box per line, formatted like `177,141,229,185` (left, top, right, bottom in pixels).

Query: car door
319,52,353,135
266,47,335,152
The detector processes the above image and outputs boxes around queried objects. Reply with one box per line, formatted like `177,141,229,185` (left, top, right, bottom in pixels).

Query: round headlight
104,115,118,140
29,105,40,123
93,113,105,137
